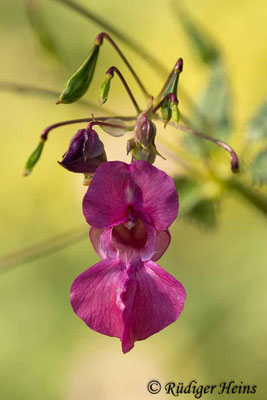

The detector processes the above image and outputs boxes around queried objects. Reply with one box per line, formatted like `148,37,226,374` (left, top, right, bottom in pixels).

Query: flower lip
83,160,178,231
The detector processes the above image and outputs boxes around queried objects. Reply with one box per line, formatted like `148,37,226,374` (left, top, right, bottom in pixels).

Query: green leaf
193,61,231,136
250,149,267,184
247,101,267,142
173,2,220,65
185,199,217,229
175,177,218,228
58,44,100,104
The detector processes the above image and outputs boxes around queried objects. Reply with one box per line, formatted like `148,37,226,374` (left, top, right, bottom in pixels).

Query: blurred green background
0,0,267,399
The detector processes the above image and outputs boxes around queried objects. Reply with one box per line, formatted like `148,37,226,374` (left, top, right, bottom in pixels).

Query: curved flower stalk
71,161,186,353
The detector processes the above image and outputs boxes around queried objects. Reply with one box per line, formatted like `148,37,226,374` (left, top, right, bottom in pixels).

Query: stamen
124,220,136,230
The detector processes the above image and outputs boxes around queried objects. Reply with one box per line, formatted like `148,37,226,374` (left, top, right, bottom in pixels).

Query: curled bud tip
163,119,169,128
56,100,62,105
175,58,183,72
231,154,239,173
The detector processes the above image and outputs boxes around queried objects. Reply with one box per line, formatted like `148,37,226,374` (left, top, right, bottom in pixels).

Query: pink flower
70,161,186,353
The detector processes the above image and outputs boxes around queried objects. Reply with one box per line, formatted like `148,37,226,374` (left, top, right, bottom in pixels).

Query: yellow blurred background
0,0,267,399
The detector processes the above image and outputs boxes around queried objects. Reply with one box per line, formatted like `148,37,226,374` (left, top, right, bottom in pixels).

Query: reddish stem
176,124,239,173
153,93,178,114
41,116,135,141
106,66,141,113
95,32,150,97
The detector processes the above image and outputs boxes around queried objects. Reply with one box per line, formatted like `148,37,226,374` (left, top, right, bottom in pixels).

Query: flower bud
23,138,45,176
58,44,100,104
170,100,180,125
161,58,183,127
99,73,113,105
59,129,107,174
135,114,156,146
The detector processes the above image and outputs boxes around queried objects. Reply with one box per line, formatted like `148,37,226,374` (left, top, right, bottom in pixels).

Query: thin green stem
0,226,88,275
0,81,99,110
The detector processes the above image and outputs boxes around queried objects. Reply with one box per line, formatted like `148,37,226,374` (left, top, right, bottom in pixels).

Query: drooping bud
99,73,113,105
58,44,100,104
59,128,107,173
23,138,45,176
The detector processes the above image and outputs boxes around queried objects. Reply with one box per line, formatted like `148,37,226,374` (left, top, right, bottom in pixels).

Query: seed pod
58,44,100,104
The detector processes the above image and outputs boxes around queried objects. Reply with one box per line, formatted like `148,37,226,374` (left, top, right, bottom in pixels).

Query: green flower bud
161,102,172,127
23,138,45,176
99,73,113,105
160,58,183,127
58,44,100,104
170,101,180,125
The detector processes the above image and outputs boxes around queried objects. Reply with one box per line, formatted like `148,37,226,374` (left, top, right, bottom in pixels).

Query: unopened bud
135,114,156,146
59,129,107,174
99,73,113,105
58,44,100,104
170,101,180,125
161,104,172,128
23,138,45,176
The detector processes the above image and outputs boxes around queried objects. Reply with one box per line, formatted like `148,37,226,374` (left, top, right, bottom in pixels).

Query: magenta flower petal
70,258,186,353
151,230,171,261
83,161,178,231
83,161,130,228
70,258,126,339
121,260,186,353
129,161,178,230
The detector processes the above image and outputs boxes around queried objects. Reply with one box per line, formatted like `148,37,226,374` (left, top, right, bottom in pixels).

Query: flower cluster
24,31,239,352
